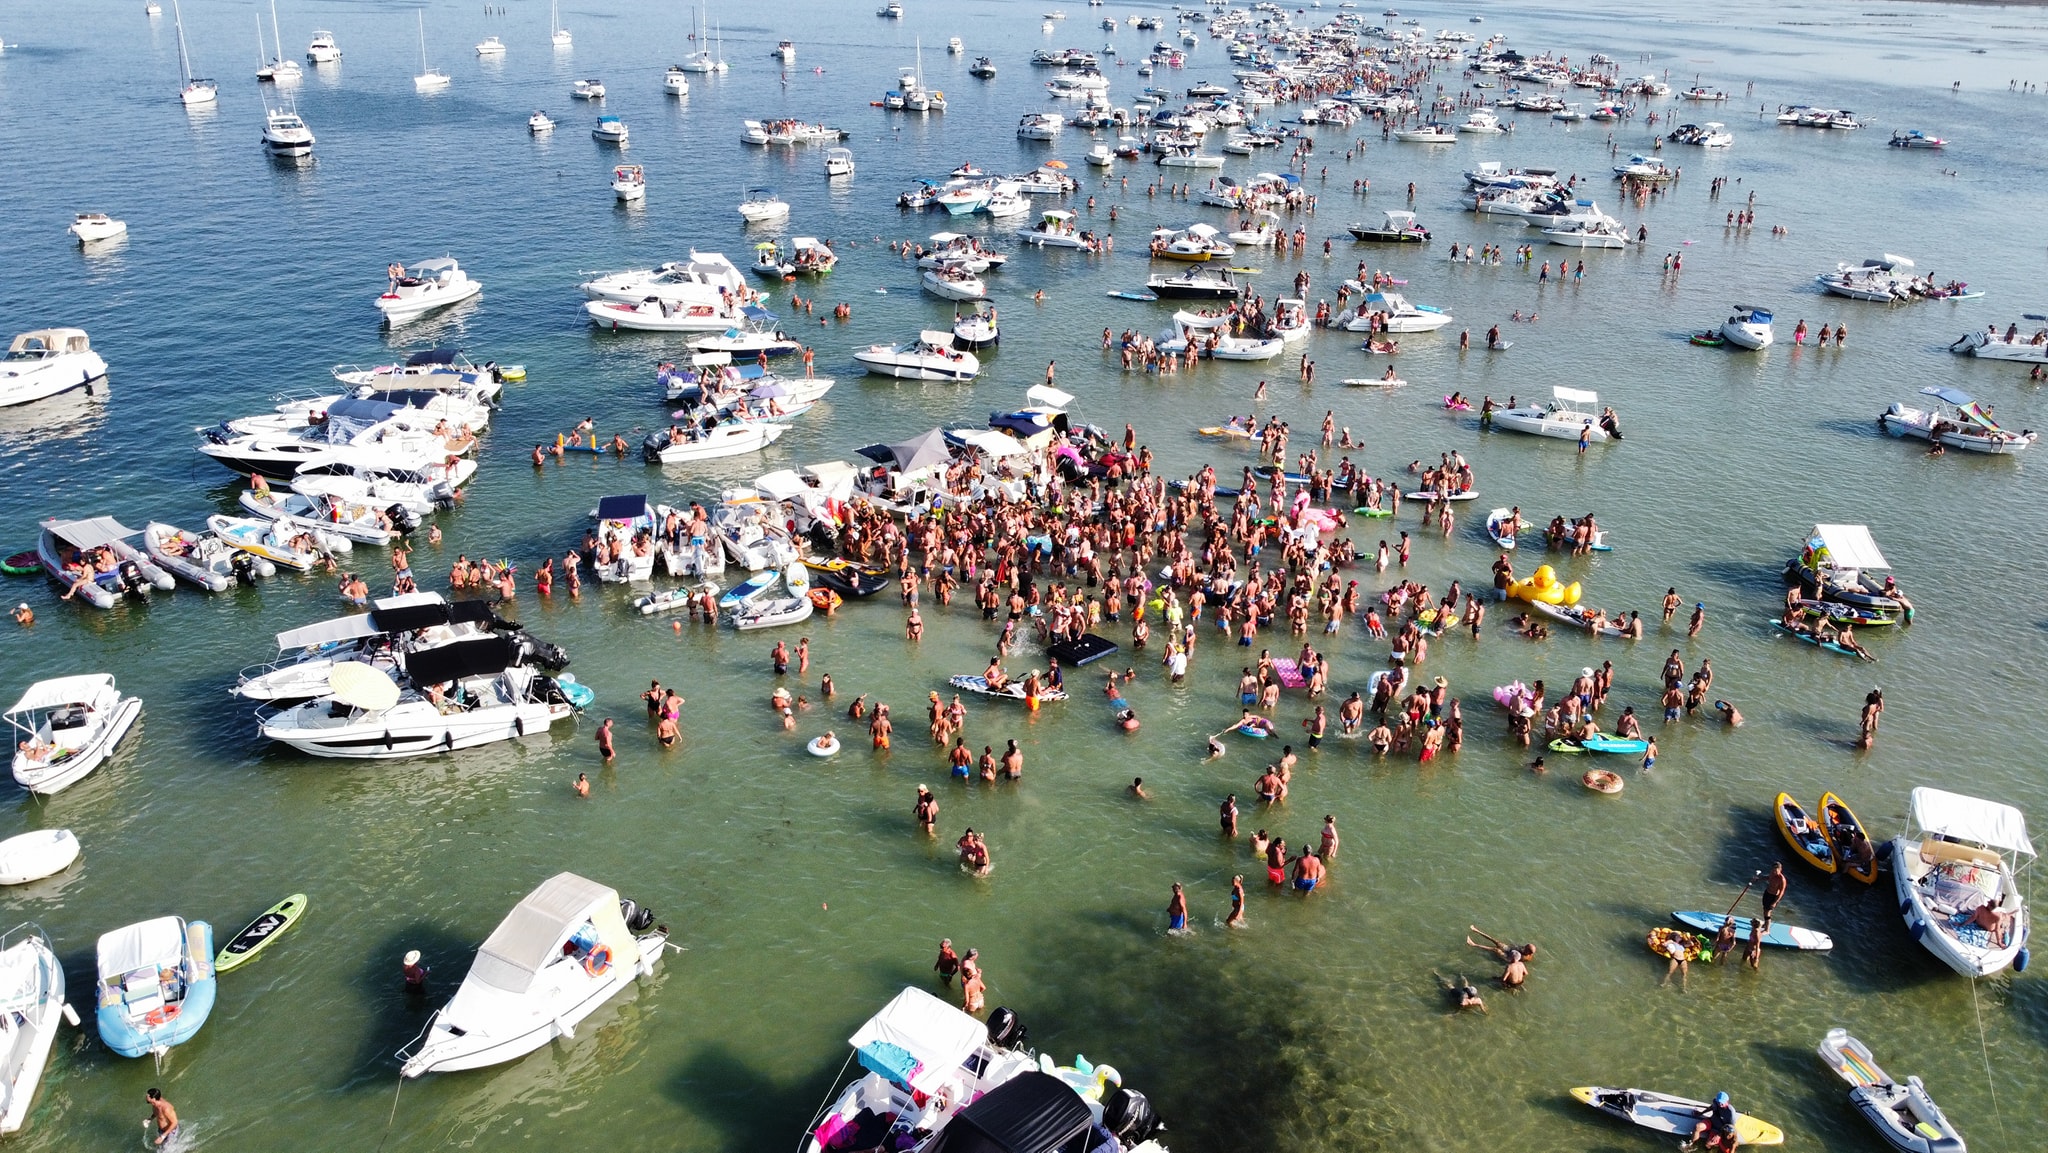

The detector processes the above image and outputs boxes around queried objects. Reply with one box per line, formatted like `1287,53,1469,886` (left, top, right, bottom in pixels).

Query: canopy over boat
1554,385,1599,405
403,634,518,685
1808,524,1888,571
470,872,642,995
328,662,401,710
271,593,496,651
42,516,141,551
948,428,1032,458
5,673,118,717
1026,384,1074,410
1171,310,1233,331
865,428,952,473
925,1071,1093,1153
1909,786,2034,856
96,917,185,980
596,494,653,524
1920,385,2009,431
847,986,988,1096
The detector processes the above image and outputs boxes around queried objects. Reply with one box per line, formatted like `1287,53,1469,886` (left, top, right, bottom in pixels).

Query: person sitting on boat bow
982,657,1008,693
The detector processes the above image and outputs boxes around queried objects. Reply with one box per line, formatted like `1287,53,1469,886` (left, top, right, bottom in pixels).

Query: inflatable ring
583,944,614,976
808,735,841,757
1583,770,1624,794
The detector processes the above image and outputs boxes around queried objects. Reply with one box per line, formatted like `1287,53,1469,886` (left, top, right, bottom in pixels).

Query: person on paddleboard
1690,1092,1739,1152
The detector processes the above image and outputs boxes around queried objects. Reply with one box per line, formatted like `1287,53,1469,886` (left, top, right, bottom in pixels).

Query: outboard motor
806,520,840,552
1101,1088,1162,1144
618,898,656,933
385,504,420,536
985,1006,1027,1050
231,552,261,586
641,432,668,463
116,560,149,598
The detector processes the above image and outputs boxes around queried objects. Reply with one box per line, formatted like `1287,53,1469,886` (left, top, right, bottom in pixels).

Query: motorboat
1721,305,1774,349
171,0,218,106
144,521,271,591
1816,1028,1968,1153
971,56,997,78
754,236,838,278
1551,103,1586,122
580,252,747,307
1491,386,1611,442
591,115,629,144
1458,108,1508,133
1543,218,1630,248
952,301,999,349
1017,209,1092,248
878,0,903,15
1787,524,1911,616
948,36,964,54
261,106,315,155
923,264,988,302
585,296,743,332
1816,255,1916,302
399,873,666,1077
1147,266,1241,300
67,213,127,244
642,419,787,463
528,110,555,134
1347,209,1431,243
288,455,475,517
1156,145,1224,168
0,924,72,1135
1017,112,1065,140
738,187,790,223
1881,386,2036,454
711,501,801,571
1891,786,2032,977
1675,121,1732,147
1889,129,1946,150
256,637,586,758
1271,297,1311,343
197,397,476,479
728,564,814,630
1161,312,1283,361
1334,291,1452,333
232,593,506,704
572,77,605,100
664,65,690,95
475,35,505,56
688,316,803,360
1951,317,2048,362
377,257,482,325
824,147,855,177
305,29,340,62
982,185,1030,219
855,332,981,380
933,182,991,215
240,488,400,546
412,10,450,92
1612,153,1672,181
38,517,173,609
774,41,796,64
325,351,510,394
0,329,107,409
1150,224,1235,262
95,917,215,1058
206,514,327,572
1392,123,1456,143
8,675,143,795
1227,210,1284,247
612,163,645,202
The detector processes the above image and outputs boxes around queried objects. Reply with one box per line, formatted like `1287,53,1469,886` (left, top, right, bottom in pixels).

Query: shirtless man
1167,883,1189,934
1291,847,1325,893
1500,949,1529,988
1000,740,1023,780
933,938,959,986
1759,863,1788,927
914,785,938,834
146,1088,178,1147
1466,928,1537,964
1254,767,1283,805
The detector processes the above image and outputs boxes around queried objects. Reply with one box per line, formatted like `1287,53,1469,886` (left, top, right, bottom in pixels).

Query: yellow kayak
1571,1086,1785,1145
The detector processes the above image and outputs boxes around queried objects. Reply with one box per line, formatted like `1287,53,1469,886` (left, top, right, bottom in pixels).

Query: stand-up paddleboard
215,893,309,974
1672,911,1833,951
1106,290,1159,301
1487,340,1513,351
1570,1087,1784,1146
1769,619,1876,661
1342,377,1407,388
1547,734,1649,755
1351,507,1394,517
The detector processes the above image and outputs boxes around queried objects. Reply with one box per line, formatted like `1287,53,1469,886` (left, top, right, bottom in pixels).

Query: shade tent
924,1072,1094,1153
40,516,142,552
1910,787,2035,857
948,429,1033,458
406,348,466,367
1810,524,1889,571
848,987,989,1096
753,469,811,502
1026,384,1074,410
273,592,446,651
883,429,953,474
595,495,652,523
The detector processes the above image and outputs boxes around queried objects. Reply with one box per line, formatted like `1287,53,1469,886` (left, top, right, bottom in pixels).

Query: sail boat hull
171,0,217,106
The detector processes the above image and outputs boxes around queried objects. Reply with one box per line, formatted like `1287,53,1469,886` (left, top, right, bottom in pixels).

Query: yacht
1720,305,1773,349
878,1,904,16
171,0,217,106
854,332,981,380
612,163,645,202
377,257,482,324
413,11,450,92
1458,108,1507,133
399,874,668,1077
0,328,108,409
0,925,71,1136
1891,787,2033,976
824,146,855,177
665,65,690,95
528,109,555,133
737,187,790,222
475,34,505,56
579,252,746,307
95,917,215,1058
1880,386,2038,454
586,296,743,332
197,399,472,479
261,105,315,155
774,41,795,64
1491,386,1610,441
571,77,605,99
681,5,727,71
1017,112,1065,140
68,213,127,244
550,0,571,47
305,29,340,62
8,675,143,795
591,115,628,143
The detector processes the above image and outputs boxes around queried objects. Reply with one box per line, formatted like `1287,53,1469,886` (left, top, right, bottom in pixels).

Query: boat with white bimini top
1347,209,1430,243
377,257,481,325
38,517,173,609
399,873,668,1077
1492,386,1612,442
96,916,214,1058
0,923,73,1134
0,329,107,409
8,675,143,796
1880,386,2036,454
1393,123,1456,143
1543,218,1630,248
738,187,791,223
1017,210,1092,249
824,147,855,177
1816,1028,1967,1153
1949,316,2048,362
1721,305,1774,349
953,301,1000,349
233,593,506,704
1890,786,2032,977
855,333,981,380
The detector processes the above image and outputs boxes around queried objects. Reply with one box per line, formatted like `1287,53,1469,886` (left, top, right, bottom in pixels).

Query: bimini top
468,872,627,995
406,348,465,367
96,916,186,980
1910,787,2034,857
1554,386,1599,405
595,494,652,524
5,673,118,717
925,1071,1093,1153
405,257,460,276
402,634,517,685
1809,524,1888,571
41,516,140,551
272,591,459,651
847,986,989,1096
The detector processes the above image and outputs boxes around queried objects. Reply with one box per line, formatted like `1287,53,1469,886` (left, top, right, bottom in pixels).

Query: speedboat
0,924,72,1135
1147,266,1240,299
1150,224,1235,262
971,56,997,78
591,115,629,143
824,147,855,177
641,420,787,463
1889,129,1946,149
571,77,606,99
1458,108,1508,133
1347,209,1430,243
1817,255,1916,301
922,264,988,302
1543,218,1630,248
585,296,743,332
1816,1028,1967,1153
952,301,999,349
1491,386,1610,442
580,252,747,307
855,332,981,380
399,873,668,1077
1017,209,1091,248
0,329,107,409
144,521,272,591
664,65,690,95
933,182,992,215
288,455,475,517
38,517,173,609
711,501,802,571
1951,318,2048,362
8,675,143,795
612,163,645,202
67,213,127,244
1721,305,1774,349
1271,297,1311,343
738,187,790,222
528,110,556,133
878,0,903,15
305,30,340,62
1334,291,1451,333
1890,786,2032,977
948,36,964,54
1161,312,1283,361
261,106,315,155
1227,210,1284,247
231,593,506,704
1156,145,1224,168
256,637,587,758
1017,112,1065,140
377,257,482,325
239,488,400,546
1612,153,1673,180
774,41,796,64
95,916,216,1058
982,185,1030,219
688,307,804,358
1392,123,1456,143
1880,386,2037,454
475,35,505,56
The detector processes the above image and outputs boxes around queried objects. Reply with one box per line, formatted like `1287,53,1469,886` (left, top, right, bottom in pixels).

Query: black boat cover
924,1072,1091,1153
1047,634,1119,667
403,634,516,684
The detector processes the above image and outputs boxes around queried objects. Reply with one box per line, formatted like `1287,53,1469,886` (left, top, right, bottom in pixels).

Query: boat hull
0,932,65,1134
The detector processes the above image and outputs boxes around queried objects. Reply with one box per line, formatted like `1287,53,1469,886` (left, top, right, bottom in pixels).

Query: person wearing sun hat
11,603,30,627
402,950,429,991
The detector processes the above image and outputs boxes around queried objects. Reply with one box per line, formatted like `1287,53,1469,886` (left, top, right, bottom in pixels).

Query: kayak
1775,791,1838,875
1820,791,1878,884
1673,912,1833,951
1570,1086,1784,1146
1770,619,1877,661
215,893,309,974
1340,377,1407,388
1548,734,1649,756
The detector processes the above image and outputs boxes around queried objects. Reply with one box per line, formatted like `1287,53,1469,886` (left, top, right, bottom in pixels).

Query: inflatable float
1505,565,1582,608
807,734,841,757
1582,769,1625,794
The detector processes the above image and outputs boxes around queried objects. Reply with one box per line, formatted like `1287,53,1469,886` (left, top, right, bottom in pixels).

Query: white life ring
807,734,841,757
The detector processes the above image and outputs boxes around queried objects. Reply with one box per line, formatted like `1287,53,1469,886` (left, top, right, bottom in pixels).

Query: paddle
1721,870,1764,921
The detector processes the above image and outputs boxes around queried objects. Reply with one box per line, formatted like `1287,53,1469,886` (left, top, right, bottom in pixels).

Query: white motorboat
728,564,813,630
67,213,127,244
1017,112,1065,141
206,514,327,572
171,0,218,106
922,264,988,302
948,36,964,53
198,397,475,479
612,163,645,202
737,187,790,223
664,65,690,95
288,455,475,516
550,0,571,47
1691,121,1734,147
1150,223,1234,262
1086,143,1113,166
261,106,315,155
413,10,450,92
1816,1028,1968,1153
0,329,107,409
824,147,855,177
953,301,999,349
774,40,795,64
0,832,80,886
855,332,981,380
1881,386,2037,454
144,521,271,591
305,29,340,62
1951,318,2048,362
1335,291,1452,333
571,77,605,100
1393,123,1456,143
1817,255,1917,301
1612,153,1672,180
399,873,667,1077
475,35,505,56
982,185,1030,219
377,256,482,324
642,420,787,463
1271,297,1311,343
581,252,746,306
1017,209,1092,248
585,296,743,332
1458,108,1508,133
232,593,503,703
1891,787,2032,976
257,640,585,758
879,0,903,15
38,517,173,609
1889,129,1946,150
1227,210,1283,247
1156,145,1224,168
0,925,74,1135
8,675,144,795
591,115,629,143
711,502,801,571
1543,219,1630,248
1491,385,1611,442
238,489,398,547
528,110,555,133
1721,305,1774,349
920,233,1005,271
933,182,991,215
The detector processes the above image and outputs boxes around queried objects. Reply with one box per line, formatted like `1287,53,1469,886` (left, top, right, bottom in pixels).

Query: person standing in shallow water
1167,883,1189,934
933,938,959,986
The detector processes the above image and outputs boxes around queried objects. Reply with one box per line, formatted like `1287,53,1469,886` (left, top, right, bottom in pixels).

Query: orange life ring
583,944,613,976
144,1003,182,1027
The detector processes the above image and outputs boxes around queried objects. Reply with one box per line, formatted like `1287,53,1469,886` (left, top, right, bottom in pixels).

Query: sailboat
551,0,572,48
413,9,449,92
681,6,726,73
172,0,219,106
267,0,302,81
255,11,275,80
